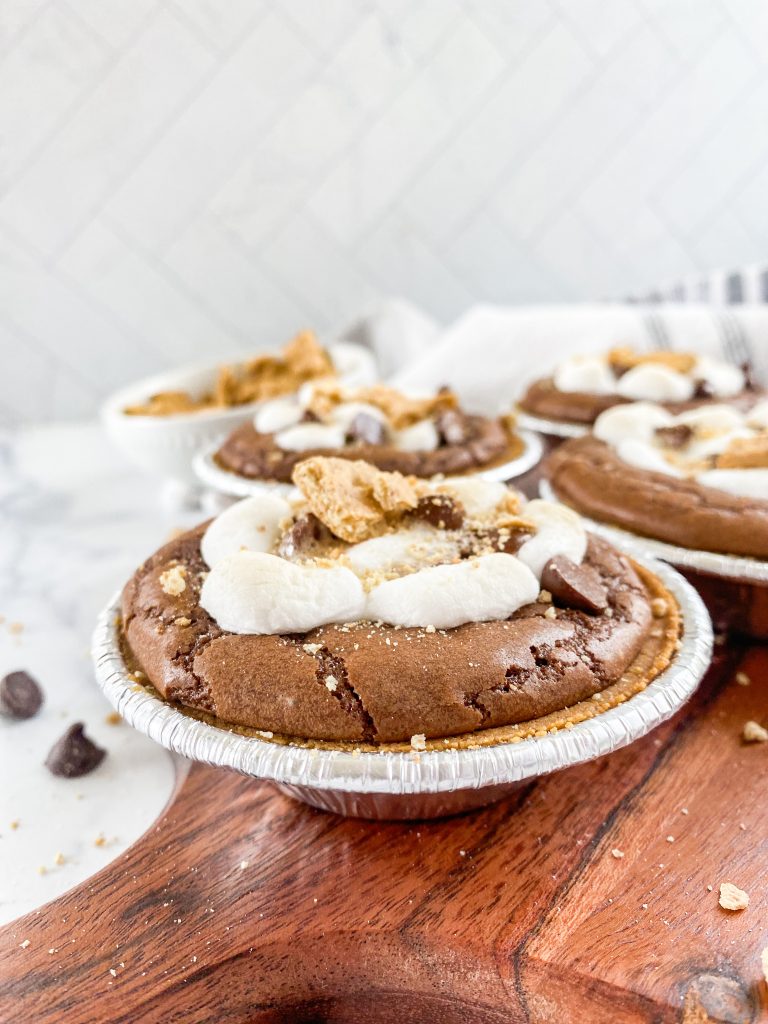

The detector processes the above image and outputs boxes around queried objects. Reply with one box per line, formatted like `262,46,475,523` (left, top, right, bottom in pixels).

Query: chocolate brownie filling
546,435,768,557
214,415,522,482
519,376,758,426
120,525,674,744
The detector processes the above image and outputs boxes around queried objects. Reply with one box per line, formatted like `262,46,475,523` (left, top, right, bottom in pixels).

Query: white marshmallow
696,469,768,500
200,551,365,634
594,402,674,446
516,500,587,578
436,477,509,519
693,355,744,398
274,422,346,452
200,493,293,568
253,396,303,435
686,428,752,462
675,404,745,435
393,418,439,452
344,528,459,576
615,364,695,402
616,439,682,478
746,400,768,430
365,553,539,630
553,355,616,395
328,401,387,431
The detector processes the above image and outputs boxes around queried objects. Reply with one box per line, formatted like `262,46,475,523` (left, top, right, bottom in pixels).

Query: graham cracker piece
292,456,423,543
716,435,768,469
306,381,458,429
608,345,697,375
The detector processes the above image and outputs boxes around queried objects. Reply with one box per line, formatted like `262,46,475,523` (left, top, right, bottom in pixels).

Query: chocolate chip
45,723,106,778
436,408,471,447
300,408,320,423
741,361,758,392
278,513,332,558
345,412,387,446
412,494,465,530
692,378,714,399
654,424,693,449
0,670,44,719
540,556,609,615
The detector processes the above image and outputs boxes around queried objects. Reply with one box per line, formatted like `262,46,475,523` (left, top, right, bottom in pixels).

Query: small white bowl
101,342,377,483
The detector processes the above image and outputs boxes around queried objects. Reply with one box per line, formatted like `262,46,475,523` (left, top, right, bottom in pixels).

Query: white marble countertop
0,422,210,925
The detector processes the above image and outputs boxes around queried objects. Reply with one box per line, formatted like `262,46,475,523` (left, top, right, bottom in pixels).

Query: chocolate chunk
345,412,387,446
459,525,530,557
692,378,714,399
436,408,471,447
654,424,693,450
277,513,332,559
741,361,758,392
540,556,609,615
45,723,106,778
300,408,320,423
0,670,44,720
412,494,465,530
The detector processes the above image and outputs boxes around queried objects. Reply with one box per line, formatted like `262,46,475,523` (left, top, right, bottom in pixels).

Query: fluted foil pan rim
91,555,711,797
192,429,544,498
540,479,768,583
516,411,589,438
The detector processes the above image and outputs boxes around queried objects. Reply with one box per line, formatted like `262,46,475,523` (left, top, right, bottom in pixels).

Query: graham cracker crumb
544,605,557,620
53,852,65,865
307,380,457,429
538,589,552,603
8,621,24,635
410,734,427,752
159,564,187,596
94,834,107,847
716,434,768,469
174,616,192,627
425,624,436,634
325,675,338,692
302,643,323,655
743,720,768,743
608,345,696,375
10,820,19,830
651,598,668,618
105,712,121,726
719,882,749,911
735,671,751,686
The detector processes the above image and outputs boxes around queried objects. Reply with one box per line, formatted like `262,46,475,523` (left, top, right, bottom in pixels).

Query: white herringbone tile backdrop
2,0,768,423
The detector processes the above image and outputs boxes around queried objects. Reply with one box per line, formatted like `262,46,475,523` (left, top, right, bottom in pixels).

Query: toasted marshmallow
201,493,292,568
435,477,509,519
394,418,439,452
516,499,587,577
366,553,539,629
594,402,674,446
615,364,695,402
693,355,744,399
200,551,365,634
675,404,745,435
328,401,387,431
274,422,347,452
554,355,616,395
254,397,303,435
344,527,458,576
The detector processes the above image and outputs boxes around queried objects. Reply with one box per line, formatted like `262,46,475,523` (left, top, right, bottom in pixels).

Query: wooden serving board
0,636,766,1022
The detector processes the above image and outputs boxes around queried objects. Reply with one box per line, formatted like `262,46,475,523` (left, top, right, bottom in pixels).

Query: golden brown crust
546,435,768,558
120,525,674,744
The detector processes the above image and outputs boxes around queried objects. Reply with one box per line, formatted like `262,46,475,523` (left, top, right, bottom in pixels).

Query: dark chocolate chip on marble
435,408,471,447
0,670,44,720
345,411,387,446
277,513,332,559
412,494,465,530
541,555,609,615
692,378,714,400
45,723,106,778
655,424,693,449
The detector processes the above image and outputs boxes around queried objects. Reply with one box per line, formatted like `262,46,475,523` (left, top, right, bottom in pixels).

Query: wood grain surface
0,637,765,1023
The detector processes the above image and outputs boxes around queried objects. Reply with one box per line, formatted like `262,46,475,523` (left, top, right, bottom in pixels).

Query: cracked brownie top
519,346,761,426
213,381,523,482
120,457,680,745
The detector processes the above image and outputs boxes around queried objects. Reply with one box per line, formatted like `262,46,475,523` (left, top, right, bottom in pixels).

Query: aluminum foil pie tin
516,411,589,440
91,555,712,821
192,428,545,498
539,478,768,639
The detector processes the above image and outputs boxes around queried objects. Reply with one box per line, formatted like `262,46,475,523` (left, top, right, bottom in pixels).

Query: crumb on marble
105,712,121,726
